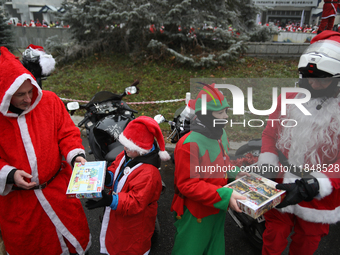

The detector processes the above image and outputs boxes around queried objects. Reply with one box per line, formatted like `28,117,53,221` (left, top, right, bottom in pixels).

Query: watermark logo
200,84,311,116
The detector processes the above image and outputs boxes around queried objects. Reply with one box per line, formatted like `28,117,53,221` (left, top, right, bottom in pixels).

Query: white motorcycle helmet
298,31,340,98
21,44,56,88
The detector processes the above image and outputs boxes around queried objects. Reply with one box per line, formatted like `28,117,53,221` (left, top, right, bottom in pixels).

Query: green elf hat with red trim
194,83,229,113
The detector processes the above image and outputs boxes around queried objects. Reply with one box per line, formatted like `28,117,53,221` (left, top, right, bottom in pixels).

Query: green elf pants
172,208,226,255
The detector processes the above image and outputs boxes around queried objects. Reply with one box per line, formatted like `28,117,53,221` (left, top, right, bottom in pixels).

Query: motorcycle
155,104,266,251
67,80,140,164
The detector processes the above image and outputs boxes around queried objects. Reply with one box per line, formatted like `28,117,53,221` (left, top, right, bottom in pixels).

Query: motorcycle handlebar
78,116,90,127
168,120,176,126
130,80,140,87
120,104,138,113
129,108,138,113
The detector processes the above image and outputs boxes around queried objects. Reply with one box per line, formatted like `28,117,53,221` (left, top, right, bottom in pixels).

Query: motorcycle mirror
154,114,166,124
67,102,80,111
125,86,138,95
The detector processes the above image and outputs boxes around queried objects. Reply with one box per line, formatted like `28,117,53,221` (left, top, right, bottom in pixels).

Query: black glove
276,177,319,209
85,190,113,210
105,171,112,186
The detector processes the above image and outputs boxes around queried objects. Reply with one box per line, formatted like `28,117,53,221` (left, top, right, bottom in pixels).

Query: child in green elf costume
171,83,247,255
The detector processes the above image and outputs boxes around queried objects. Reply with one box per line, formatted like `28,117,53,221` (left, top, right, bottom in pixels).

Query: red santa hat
0,47,41,116
299,31,340,77
310,30,340,44
24,44,56,76
118,116,171,161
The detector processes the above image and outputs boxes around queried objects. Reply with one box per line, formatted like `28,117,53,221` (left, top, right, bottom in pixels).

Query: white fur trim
35,189,88,254
118,133,149,155
310,172,333,199
17,115,40,183
67,148,86,166
0,74,41,116
159,150,170,161
29,47,56,76
0,165,15,196
100,207,111,254
283,172,299,183
39,54,56,76
257,152,279,167
279,204,340,224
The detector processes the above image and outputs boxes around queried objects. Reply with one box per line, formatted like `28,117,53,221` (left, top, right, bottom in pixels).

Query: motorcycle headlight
124,111,132,116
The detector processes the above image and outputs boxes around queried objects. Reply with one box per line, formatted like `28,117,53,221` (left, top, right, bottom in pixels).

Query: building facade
254,0,325,27
1,0,64,25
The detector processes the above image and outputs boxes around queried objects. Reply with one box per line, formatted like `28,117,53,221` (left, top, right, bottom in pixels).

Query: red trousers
262,209,329,255
318,16,335,32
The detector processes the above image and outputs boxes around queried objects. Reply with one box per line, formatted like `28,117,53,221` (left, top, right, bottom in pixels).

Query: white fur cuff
118,133,149,155
310,172,333,199
257,152,279,167
159,151,170,161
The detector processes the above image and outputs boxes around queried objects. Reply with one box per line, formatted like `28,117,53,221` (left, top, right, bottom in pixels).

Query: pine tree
57,0,276,66
0,13,14,50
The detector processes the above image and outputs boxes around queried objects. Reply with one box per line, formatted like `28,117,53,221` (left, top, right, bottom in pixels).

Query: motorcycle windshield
86,91,122,106
174,105,186,118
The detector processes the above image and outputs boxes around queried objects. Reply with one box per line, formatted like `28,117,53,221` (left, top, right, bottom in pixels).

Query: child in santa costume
85,116,170,255
0,47,90,255
170,84,247,255
258,30,340,255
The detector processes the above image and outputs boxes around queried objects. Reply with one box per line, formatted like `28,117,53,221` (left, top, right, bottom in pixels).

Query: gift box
226,173,286,219
66,161,106,198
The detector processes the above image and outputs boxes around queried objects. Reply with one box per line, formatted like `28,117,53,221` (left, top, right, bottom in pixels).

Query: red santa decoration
318,1,339,33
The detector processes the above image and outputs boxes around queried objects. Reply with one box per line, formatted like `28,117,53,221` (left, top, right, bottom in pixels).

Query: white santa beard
277,93,340,166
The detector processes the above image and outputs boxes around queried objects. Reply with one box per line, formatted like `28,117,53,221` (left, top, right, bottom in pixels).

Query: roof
38,5,58,13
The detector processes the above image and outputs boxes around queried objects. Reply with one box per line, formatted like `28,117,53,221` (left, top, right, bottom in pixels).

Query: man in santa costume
85,116,170,255
258,30,340,254
0,47,91,255
170,84,247,255
318,0,339,33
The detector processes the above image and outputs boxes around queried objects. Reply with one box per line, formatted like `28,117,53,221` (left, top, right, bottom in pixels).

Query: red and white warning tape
60,97,186,104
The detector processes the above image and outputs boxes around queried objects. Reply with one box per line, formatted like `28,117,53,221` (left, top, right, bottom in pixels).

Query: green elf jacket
170,130,240,219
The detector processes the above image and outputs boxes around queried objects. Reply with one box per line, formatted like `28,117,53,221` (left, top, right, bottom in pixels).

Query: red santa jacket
100,151,162,255
258,92,340,224
171,131,236,219
0,47,91,255
322,1,338,19
0,72,90,254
